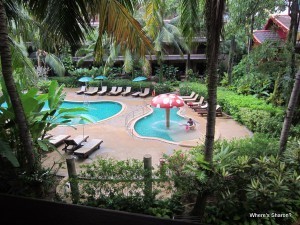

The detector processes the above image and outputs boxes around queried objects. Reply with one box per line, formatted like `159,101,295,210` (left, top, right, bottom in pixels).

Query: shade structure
94,75,107,80
78,76,93,83
72,114,95,138
132,76,147,82
151,93,185,128
78,76,93,89
133,76,147,91
94,75,107,87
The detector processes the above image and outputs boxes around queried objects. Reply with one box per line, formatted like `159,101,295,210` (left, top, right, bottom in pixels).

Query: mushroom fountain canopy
151,94,185,108
151,94,185,128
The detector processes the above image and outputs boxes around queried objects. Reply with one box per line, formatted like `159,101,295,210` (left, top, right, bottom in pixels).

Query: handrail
124,104,149,136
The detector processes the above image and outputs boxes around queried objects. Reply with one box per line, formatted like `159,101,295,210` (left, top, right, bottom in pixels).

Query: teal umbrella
133,76,147,91
95,75,107,87
133,76,147,82
72,114,96,138
78,76,93,87
78,76,93,82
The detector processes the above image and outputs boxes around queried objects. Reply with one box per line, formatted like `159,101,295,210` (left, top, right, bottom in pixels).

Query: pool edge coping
57,100,126,127
130,105,204,146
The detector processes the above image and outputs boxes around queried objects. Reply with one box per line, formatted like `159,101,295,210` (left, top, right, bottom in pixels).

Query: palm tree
204,0,225,163
279,0,300,155
0,0,35,172
1,0,153,173
179,0,202,73
192,0,225,216
91,0,153,64
144,0,187,83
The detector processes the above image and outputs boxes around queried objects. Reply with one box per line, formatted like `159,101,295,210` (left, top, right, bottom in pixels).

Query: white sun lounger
84,87,99,95
121,87,132,96
74,139,103,158
179,91,195,99
97,86,108,96
62,135,89,152
75,86,87,94
49,135,71,147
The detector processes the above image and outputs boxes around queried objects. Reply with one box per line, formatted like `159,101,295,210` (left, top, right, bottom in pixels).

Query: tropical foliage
0,80,90,196
1,0,300,223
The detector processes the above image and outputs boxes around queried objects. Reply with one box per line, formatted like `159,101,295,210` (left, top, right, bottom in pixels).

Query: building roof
265,14,300,32
253,30,281,44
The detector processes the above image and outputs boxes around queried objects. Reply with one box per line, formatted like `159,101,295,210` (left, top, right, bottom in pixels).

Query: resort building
253,14,300,51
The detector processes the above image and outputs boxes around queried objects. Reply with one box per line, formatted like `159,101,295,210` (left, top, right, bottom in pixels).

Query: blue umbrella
95,75,107,80
78,76,93,89
95,75,107,87
133,76,147,91
78,76,93,83
132,76,147,82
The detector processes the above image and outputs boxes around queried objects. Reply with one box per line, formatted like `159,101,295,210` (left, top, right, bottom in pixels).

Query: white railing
124,104,149,136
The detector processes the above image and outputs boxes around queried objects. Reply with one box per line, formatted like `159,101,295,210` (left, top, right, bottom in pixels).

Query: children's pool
134,107,200,142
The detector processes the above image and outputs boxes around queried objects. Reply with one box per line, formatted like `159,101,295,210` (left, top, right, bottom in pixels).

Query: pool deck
43,88,252,176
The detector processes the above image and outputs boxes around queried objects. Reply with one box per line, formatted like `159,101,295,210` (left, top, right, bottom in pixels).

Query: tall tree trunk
287,0,299,95
192,0,225,217
0,0,35,172
186,52,191,74
227,36,236,85
279,71,300,155
157,51,163,83
204,0,225,163
279,0,300,154
247,14,255,55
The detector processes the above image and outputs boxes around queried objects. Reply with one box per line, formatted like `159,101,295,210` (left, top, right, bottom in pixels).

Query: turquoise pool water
1,101,122,125
134,107,199,142
57,101,122,124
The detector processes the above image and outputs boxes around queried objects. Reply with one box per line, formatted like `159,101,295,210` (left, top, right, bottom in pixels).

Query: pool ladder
124,104,149,136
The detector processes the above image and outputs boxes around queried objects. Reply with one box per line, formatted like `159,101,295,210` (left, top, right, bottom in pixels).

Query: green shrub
179,82,286,137
37,80,52,93
69,67,102,78
214,133,279,158
164,142,300,225
50,77,77,87
153,83,172,94
69,158,184,218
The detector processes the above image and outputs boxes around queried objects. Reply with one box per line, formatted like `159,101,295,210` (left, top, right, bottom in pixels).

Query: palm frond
123,49,133,73
0,139,20,167
105,42,119,67
139,57,151,76
94,0,153,63
76,53,94,67
8,37,37,87
143,0,165,40
44,54,65,77
180,0,202,48
25,0,91,45
75,44,96,57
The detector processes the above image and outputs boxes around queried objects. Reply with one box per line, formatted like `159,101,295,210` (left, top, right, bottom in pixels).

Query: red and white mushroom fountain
151,93,185,128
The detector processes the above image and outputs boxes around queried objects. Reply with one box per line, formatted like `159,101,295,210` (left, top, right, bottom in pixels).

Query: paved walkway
43,88,252,176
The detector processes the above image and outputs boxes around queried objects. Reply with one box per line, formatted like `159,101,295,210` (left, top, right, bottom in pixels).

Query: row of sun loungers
47,134,103,159
76,86,151,98
181,92,223,117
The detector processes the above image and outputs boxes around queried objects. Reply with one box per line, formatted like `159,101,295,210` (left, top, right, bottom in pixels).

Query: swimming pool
1,101,123,125
59,101,123,124
134,107,199,143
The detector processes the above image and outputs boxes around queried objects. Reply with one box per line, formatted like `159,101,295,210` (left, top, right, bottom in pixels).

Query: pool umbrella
133,76,147,91
78,76,93,87
151,93,184,128
73,114,95,138
95,75,107,87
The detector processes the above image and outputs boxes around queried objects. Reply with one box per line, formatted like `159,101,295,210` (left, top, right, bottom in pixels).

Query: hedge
180,82,286,137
